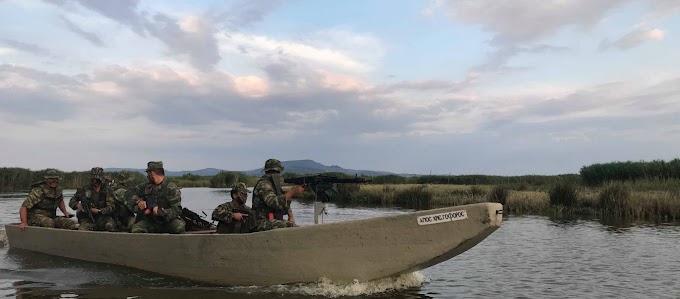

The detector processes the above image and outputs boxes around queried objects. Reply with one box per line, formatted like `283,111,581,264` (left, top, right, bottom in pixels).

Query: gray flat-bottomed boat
5,202,503,286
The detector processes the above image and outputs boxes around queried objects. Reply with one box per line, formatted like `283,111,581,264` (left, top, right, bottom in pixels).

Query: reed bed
330,183,680,221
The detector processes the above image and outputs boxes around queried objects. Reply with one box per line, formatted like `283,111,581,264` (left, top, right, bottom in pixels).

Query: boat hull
5,202,503,286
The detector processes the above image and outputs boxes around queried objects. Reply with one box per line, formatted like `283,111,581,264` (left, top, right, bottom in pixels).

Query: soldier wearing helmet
129,161,186,234
18,169,76,230
110,170,137,232
68,167,117,231
251,159,304,231
212,182,256,234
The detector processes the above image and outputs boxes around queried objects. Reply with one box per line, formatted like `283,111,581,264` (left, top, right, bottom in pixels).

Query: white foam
241,272,427,298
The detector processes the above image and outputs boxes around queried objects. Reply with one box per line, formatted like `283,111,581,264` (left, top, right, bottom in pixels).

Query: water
1,188,679,298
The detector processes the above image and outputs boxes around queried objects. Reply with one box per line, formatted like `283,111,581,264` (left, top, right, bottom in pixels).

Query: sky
0,0,678,175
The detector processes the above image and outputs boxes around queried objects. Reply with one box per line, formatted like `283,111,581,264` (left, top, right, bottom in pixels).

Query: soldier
111,170,137,232
18,169,75,230
212,182,256,234
69,167,117,232
251,159,304,231
129,161,185,234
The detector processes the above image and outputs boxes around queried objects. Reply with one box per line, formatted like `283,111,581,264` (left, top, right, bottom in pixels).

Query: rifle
284,174,371,224
181,208,215,231
283,174,371,202
80,197,96,223
142,195,156,215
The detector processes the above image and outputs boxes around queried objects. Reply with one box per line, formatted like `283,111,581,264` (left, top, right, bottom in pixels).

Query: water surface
1,188,678,298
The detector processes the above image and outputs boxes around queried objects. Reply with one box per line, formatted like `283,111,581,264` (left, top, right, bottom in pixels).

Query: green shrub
469,185,487,198
549,182,578,206
488,186,509,205
393,185,431,209
599,183,631,217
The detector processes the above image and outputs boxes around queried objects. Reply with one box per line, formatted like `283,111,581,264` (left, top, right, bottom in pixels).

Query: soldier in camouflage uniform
19,169,76,230
212,182,256,234
111,170,137,232
252,159,304,231
69,167,117,232
129,161,185,234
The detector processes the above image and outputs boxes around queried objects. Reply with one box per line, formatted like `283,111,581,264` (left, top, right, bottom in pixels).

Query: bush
549,182,578,206
469,185,487,198
599,183,631,217
488,186,509,205
393,185,431,209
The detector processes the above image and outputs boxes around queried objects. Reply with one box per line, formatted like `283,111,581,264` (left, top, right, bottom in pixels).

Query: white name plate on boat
417,210,467,225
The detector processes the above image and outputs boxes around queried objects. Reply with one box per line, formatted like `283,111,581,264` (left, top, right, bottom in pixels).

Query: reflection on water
1,188,680,298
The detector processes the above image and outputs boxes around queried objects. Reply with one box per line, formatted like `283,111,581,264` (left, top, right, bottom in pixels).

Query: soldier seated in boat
212,182,256,234
129,161,186,234
252,159,304,231
18,169,76,230
69,167,117,232
110,170,137,232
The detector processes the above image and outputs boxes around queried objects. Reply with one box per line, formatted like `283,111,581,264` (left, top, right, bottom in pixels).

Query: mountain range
105,159,406,177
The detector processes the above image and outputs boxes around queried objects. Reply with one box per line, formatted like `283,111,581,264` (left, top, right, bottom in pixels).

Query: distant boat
4,202,503,286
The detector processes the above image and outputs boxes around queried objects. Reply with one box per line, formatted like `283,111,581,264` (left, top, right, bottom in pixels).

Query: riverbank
330,184,680,222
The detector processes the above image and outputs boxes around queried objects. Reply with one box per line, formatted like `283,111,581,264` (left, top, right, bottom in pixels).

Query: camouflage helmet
146,161,164,172
43,169,61,180
263,159,284,172
90,167,105,181
231,182,251,194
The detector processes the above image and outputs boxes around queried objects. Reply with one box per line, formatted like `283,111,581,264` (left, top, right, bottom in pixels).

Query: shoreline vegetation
2,158,679,221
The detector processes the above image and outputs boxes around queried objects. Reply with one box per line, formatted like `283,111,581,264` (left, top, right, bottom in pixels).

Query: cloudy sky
0,0,678,175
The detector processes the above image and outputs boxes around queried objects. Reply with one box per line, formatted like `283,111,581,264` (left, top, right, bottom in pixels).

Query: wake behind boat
5,202,503,286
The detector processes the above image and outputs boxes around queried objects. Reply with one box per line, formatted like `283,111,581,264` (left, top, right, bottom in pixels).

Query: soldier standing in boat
129,161,185,234
111,170,137,232
69,167,117,231
252,159,304,231
18,169,75,230
212,182,256,234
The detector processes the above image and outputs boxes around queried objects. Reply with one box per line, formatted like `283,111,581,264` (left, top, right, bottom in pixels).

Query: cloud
0,39,51,55
60,16,104,47
599,28,665,50
425,0,622,71
215,0,288,30
45,0,220,70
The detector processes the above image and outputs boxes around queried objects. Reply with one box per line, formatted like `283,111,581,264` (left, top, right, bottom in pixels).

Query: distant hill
106,160,402,177
241,159,395,176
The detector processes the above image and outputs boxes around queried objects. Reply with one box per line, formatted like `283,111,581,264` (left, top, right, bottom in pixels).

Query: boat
4,202,503,286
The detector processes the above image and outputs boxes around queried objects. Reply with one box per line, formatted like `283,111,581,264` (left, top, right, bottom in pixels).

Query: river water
0,187,678,298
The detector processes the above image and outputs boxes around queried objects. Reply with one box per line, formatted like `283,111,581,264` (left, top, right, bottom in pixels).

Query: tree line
2,158,679,192
580,159,680,186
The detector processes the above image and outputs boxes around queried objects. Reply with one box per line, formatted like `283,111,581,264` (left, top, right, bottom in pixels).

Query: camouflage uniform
69,167,117,232
111,170,137,232
212,182,255,234
252,159,296,231
21,170,76,229
130,161,185,234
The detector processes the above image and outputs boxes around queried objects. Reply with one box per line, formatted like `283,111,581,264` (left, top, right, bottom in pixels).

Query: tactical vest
84,185,109,210
28,184,63,217
139,180,179,223
252,176,286,220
